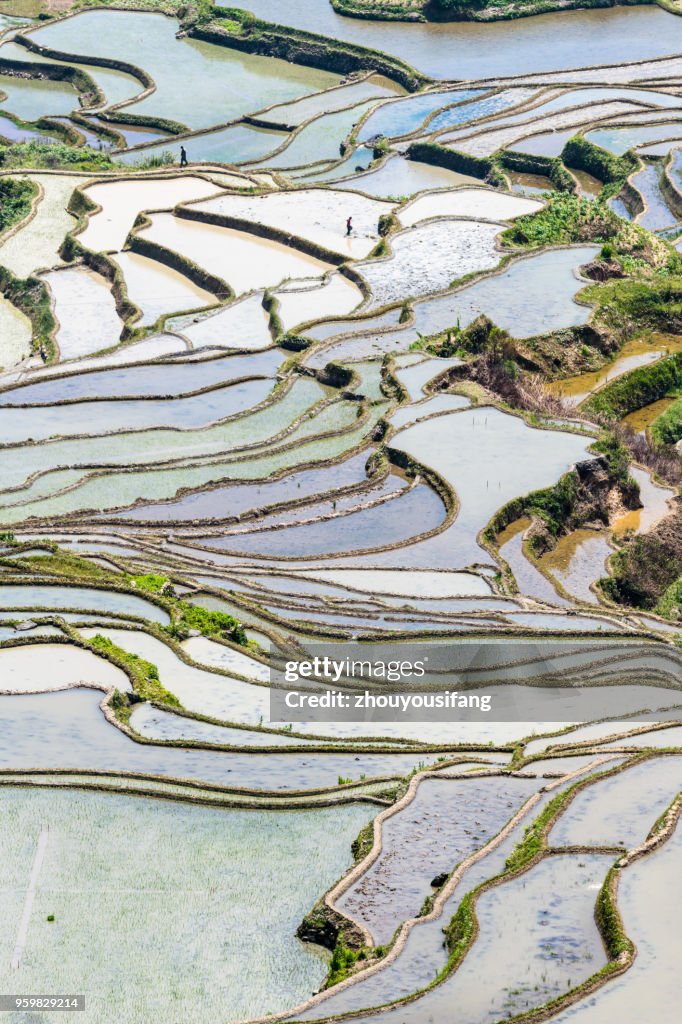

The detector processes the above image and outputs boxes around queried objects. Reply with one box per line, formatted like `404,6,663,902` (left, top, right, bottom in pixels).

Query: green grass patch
170,603,247,646
88,633,180,706
502,192,620,248
595,866,633,959
0,141,115,172
591,430,632,483
126,572,171,595
655,576,682,620
650,395,682,446
584,352,682,420
326,938,371,987
562,135,638,195
351,821,374,862
0,177,36,235
443,889,476,956
502,192,681,281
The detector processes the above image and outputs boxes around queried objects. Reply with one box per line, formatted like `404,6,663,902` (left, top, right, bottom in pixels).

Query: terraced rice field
1,2,681,1022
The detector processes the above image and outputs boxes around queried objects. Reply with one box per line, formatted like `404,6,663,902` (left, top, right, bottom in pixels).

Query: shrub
0,177,36,233
0,140,114,172
650,396,682,446
501,192,620,248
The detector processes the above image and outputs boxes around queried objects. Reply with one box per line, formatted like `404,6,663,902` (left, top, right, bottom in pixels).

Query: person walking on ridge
180,145,188,167
346,216,353,237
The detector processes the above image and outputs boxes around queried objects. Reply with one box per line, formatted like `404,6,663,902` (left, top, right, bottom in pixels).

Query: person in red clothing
346,216,353,236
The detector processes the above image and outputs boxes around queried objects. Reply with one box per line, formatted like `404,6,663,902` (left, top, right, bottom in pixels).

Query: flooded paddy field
0,787,373,1023
336,775,540,945
2,0,682,1020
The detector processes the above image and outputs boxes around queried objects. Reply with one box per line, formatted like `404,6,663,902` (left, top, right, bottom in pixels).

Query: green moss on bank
561,135,638,196
0,266,57,361
126,572,248,645
88,633,180,706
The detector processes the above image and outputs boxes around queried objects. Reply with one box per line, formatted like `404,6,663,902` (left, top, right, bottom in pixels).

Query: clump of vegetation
650,395,682,446
0,177,36,234
600,507,682,615
130,149,176,170
502,192,620,248
109,688,133,725
88,633,180,705
443,889,476,956
591,430,632,484
0,141,115,172
0,267,57,361
561,135,637,194
327,938,369,987
502,192,680,278
127,572,248,644
169,603,247,645
584,352,682,420
378,211,398,237
126,572,174,595
351,822,374,863
595,866,634,959
584,275,682,348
